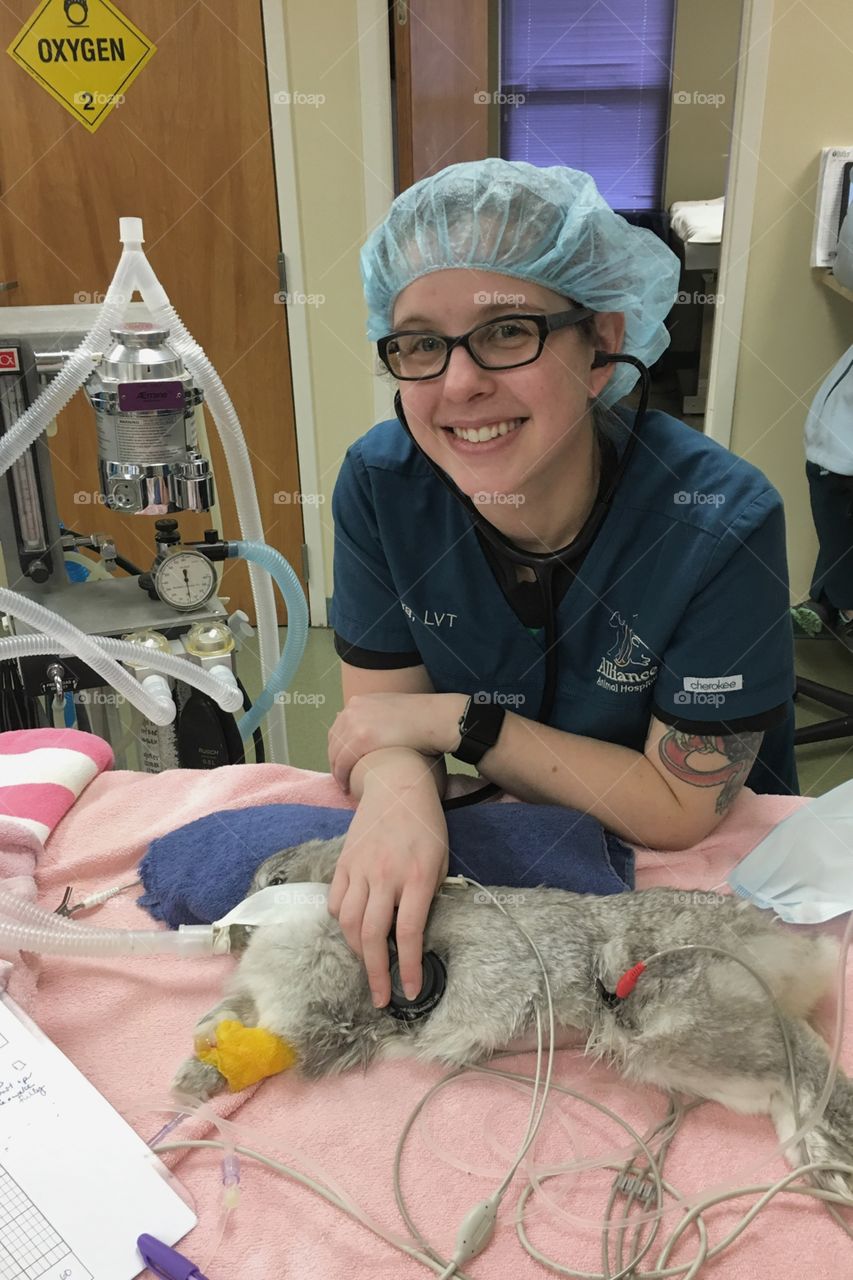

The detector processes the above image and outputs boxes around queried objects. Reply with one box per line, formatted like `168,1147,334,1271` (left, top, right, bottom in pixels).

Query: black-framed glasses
377,307,594,381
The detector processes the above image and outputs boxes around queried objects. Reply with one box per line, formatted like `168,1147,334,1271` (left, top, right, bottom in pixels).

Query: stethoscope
392,350,651,809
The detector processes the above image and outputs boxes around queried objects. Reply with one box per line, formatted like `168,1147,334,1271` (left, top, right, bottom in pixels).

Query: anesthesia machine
0,218,307,770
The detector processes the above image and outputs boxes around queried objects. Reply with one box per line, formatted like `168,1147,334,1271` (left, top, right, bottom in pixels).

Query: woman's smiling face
391,269,621,506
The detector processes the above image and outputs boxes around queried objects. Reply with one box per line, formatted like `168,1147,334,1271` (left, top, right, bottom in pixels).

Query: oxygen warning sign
7,0,156,132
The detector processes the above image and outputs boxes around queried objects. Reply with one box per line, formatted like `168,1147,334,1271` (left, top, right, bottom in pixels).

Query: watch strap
452,697,506,767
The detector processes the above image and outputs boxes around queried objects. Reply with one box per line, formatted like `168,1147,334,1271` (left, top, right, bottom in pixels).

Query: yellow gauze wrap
195,1020,297,1092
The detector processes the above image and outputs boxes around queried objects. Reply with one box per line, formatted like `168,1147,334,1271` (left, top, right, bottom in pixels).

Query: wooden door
391,0,491,191
0,0,303,621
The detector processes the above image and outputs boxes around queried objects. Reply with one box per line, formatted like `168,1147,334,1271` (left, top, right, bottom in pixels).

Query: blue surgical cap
360,158,681,405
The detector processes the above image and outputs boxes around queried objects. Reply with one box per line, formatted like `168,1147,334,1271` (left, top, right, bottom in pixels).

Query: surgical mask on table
728,779,853,924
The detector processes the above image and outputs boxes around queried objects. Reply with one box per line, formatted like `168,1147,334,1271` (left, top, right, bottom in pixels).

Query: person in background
792,208,853,638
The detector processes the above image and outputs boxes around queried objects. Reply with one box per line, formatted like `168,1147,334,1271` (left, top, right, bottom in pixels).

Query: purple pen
137,1233,210,1280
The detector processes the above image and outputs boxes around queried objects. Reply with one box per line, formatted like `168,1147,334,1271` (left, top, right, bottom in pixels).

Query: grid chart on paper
0,1162,91,1279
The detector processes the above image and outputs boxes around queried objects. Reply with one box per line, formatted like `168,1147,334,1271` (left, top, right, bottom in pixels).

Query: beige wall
664,0,743,206
730,0,853,601
280,0,394,599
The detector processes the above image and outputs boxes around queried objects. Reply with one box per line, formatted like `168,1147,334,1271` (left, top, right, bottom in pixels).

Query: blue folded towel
138,802,634,928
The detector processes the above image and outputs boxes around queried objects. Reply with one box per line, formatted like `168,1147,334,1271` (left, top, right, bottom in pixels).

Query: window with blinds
500,0,676,211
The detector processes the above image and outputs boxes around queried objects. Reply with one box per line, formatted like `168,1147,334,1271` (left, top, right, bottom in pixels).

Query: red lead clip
615,962,646,1000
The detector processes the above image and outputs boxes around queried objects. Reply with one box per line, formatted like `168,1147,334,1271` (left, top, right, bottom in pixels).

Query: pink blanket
16,764,853,1277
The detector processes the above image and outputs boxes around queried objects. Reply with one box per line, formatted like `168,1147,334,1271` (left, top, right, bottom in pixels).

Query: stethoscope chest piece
385,938,447,1022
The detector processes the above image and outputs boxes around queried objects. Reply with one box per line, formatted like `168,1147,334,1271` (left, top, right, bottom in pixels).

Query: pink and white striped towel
0,728,114,847
0,728,113,1000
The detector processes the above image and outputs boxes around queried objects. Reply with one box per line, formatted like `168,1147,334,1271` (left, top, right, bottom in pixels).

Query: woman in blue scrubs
326,159,797,1008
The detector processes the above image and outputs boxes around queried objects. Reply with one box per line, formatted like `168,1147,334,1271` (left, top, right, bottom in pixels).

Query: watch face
455,700,506,766
154,551,216,610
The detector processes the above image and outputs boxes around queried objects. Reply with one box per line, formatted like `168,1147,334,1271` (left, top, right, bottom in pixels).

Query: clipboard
0,993,196,1279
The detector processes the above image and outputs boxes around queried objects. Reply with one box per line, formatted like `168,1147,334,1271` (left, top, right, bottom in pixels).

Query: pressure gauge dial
154,549,217,611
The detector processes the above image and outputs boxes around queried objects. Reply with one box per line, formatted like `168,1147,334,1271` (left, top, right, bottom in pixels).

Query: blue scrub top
330,408,797,795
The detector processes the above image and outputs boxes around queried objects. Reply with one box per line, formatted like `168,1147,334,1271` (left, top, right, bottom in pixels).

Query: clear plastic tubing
0,888,100,931
0,233,137,476
0,916,216,957
0,588,176,725
0,630,244,720
228,541,308,740
137,248,289,765
0,888,216,957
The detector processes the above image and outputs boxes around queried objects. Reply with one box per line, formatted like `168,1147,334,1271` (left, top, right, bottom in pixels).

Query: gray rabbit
172,836,852,1195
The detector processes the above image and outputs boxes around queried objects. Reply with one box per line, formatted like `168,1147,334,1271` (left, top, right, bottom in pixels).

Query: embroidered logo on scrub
596,612,659,694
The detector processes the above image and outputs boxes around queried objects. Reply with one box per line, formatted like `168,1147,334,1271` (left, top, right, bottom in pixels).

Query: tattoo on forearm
658,730,763,815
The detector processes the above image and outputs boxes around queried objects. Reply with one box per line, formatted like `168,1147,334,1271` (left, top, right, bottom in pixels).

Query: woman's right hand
327,748,449,1009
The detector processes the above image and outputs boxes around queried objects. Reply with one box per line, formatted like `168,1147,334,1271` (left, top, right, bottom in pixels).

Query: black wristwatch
451,696,506,767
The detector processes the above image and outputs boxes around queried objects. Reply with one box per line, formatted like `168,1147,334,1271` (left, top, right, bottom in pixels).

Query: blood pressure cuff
138,802,634,928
